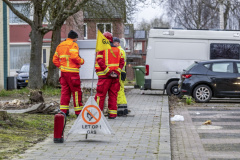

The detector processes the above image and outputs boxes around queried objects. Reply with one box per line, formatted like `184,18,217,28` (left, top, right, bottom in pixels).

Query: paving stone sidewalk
13,89,171,160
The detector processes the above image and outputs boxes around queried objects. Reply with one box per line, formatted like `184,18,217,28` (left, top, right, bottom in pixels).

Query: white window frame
9,1,32,25
96,23,112,35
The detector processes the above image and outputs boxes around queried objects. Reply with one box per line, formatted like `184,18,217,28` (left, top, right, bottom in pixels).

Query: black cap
68,30,78,39
113,37,120,43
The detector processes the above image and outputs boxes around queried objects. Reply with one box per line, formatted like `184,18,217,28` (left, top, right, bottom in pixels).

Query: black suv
16,63,48,89
178,59,240,102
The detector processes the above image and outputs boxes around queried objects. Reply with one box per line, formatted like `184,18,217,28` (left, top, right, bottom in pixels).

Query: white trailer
144,29,240,95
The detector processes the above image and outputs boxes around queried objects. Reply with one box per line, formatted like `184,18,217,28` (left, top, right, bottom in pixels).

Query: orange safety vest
53,38,84,73
95,47,121,76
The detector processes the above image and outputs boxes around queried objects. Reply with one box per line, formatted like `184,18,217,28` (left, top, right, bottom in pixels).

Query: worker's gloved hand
110,71,118,78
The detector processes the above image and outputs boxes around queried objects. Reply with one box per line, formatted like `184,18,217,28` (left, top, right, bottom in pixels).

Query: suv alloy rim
195,87,210,101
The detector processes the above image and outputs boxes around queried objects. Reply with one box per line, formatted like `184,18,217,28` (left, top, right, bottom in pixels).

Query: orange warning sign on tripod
82,105,101,125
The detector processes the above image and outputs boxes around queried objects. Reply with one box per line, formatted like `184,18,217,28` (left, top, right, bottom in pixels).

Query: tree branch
2,0,33,26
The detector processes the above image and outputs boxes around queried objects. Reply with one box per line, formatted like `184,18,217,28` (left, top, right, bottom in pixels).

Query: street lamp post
219,0,224,30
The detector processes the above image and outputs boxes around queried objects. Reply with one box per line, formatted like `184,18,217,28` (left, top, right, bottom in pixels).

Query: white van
144,29,240,95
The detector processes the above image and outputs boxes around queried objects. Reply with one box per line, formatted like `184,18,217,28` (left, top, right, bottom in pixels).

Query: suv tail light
182,74,192,79
145,65,149,76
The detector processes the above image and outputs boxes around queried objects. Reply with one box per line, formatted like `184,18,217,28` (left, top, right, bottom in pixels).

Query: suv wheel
166,81,180,96
193,85,212,103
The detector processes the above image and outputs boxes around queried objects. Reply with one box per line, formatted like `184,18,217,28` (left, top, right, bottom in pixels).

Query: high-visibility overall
117,46,127,105
53,38,84,115
94,46,124,118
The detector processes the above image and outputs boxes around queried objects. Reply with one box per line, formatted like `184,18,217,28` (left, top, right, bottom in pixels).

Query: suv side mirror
16,70,20,74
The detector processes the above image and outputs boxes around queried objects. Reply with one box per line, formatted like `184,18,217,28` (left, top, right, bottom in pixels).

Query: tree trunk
46,26,62,87
28,27,44,89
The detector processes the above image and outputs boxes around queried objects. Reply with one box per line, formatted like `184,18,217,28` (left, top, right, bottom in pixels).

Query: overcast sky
133,1,165,28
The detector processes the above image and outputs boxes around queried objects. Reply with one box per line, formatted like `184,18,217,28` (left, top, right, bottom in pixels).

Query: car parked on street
16,63,48,89
178,59,240,102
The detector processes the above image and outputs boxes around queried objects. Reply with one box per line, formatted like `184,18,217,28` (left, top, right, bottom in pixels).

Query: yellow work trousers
117,79,127,105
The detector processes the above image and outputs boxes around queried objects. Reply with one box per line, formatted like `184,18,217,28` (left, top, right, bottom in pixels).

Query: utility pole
219,0,224,30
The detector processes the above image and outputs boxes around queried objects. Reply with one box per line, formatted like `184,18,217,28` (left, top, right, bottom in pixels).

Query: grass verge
0,85,61,98
0,113,75,160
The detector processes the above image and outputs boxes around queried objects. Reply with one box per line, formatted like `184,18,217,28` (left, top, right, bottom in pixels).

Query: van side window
210,43,240,59
212,62,233,73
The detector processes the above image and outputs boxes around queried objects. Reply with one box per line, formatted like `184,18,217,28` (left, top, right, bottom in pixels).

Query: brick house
125,28,147,80
83,2,125,40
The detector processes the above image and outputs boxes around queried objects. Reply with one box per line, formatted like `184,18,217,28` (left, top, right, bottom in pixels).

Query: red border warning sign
82,105,101,124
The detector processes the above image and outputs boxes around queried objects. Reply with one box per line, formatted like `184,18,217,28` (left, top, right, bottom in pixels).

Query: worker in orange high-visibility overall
94,32,124,119
53,30,84,117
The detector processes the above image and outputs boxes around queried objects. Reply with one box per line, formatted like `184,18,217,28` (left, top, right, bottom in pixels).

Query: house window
84,23,87,39
43,49,46,63
135,42,142,51
125,39,130,50
9,3,30,24
124,26,130,35
97,23,112,33
210,43,240,59
10,45,31,69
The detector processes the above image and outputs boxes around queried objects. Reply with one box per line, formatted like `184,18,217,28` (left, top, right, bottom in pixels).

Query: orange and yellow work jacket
53,38,84,73
95,46,124,78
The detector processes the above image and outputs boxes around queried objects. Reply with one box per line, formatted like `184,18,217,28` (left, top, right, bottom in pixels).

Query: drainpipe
3,1,8,90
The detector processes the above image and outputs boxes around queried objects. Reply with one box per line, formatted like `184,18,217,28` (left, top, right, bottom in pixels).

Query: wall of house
10,25,69,43
9,24,69,76
65,11,84,40
112,21,124,38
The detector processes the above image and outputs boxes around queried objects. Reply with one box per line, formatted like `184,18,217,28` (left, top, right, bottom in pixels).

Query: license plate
25,80,28,83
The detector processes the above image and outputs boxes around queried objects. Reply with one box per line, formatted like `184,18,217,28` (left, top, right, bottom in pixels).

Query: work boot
66,110,69,116
117,105,128,116
108,114,116,119
108,116,116,119
117,109,124,116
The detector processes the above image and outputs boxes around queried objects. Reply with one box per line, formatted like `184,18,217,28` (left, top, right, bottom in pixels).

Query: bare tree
165,0,219,29
162,0,240,30
137,16,170,31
